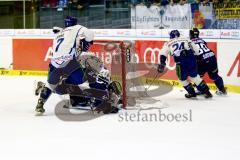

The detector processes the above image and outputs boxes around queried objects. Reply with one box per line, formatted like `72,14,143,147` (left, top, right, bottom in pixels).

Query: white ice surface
0,76,240,160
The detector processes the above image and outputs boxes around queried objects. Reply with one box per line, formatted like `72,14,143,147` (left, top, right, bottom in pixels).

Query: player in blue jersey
189,28,226,95
158,30,212,99
35,16,120,115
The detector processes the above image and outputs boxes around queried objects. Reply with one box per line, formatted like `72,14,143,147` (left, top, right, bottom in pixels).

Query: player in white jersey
158,30,212,98
51,21,94,68
35,16,120,115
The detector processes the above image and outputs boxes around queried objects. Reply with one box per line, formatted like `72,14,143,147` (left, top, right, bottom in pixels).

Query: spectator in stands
145,0,154,7
131,0,143,6
188,0,198,3
57,0,68,11
68,0,89,10
131,0,137,6
161,0,170,6
130,0,146,8
202,0,211,4
180,0,188,5
153,0,161,5
170,0,180,5
42,0,57,8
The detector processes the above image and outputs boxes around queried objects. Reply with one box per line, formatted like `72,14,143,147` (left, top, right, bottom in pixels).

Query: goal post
89,40,128,108
120,41,127,109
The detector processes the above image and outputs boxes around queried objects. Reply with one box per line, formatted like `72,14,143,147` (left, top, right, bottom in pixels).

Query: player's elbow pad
85,30,94,42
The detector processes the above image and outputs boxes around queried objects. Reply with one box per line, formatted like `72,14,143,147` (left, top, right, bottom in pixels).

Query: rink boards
0,32,239,94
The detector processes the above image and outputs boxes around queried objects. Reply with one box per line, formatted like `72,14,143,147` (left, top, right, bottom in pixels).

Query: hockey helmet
169,30,180,39
189,28,200,39
64,16,77,27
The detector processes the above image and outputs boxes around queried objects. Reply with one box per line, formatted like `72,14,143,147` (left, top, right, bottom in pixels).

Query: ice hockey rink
0,75,240,160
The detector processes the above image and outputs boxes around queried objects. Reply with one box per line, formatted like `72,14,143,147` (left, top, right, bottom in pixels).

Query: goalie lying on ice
35,16,121,116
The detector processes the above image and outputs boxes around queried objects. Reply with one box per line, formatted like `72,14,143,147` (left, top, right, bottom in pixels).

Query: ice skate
204,91,213,99
185,93,197,99
35,99,45,116
216,88,227,96
35,81,45,96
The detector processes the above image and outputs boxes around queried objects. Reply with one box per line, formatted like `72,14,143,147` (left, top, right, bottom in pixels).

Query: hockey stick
145,71,160,92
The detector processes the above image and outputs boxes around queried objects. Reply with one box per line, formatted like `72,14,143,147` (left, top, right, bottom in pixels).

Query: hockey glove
52,27,62,34
158,55,167,73
80,39,93,52
157,63,166,73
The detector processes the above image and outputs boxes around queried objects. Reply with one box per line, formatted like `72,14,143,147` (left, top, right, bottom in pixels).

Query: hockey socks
214,77,227,94
184,84,197,98
196,81,212,98
40,87,52,102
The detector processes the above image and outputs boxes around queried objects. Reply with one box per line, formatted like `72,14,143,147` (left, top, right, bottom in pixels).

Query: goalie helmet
64,16,77,27
189,28,200,39
169,30,180,39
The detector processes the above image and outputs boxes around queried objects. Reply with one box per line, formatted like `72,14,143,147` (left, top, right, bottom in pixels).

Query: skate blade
35,111,44,116
196,93,204,96
204,94,213,99
216,94,227,96
187,97,198,100
215,92,227,96
185,95,197,99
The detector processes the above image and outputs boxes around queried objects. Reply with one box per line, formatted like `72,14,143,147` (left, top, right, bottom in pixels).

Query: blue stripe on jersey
68,27,83,58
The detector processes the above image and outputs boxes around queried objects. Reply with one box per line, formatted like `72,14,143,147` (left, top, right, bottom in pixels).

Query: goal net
89,40,172,109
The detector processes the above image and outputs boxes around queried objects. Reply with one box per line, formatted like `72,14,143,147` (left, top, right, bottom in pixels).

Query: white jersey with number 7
51,24,94,68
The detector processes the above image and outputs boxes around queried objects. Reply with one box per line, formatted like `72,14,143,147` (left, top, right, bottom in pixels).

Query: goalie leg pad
70,95,90,107
108,81,122,96
89,81,108,91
